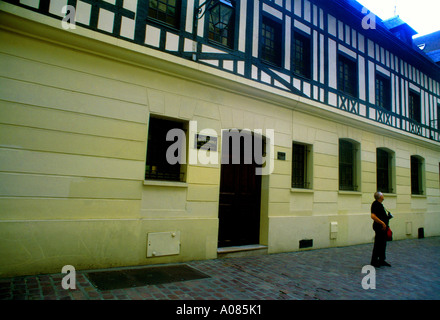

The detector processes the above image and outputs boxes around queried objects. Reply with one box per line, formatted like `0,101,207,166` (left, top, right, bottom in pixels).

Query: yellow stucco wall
269,110,440,253
0,22,223,276
0,6,439,277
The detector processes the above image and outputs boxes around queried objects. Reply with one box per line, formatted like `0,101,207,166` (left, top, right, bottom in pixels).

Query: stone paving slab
1,237,439,301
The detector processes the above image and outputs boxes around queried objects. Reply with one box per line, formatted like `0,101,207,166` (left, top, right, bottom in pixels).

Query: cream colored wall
0,23,295,276
0,16,439,277
268,108,440,253
0,28,223,276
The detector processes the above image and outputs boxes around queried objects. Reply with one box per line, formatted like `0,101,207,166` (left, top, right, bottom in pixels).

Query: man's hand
371,213,386,230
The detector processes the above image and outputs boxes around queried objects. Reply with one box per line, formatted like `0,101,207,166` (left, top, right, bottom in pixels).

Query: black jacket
371,200,389,231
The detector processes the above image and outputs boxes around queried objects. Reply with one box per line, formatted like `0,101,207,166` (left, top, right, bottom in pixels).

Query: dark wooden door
218,130,263,247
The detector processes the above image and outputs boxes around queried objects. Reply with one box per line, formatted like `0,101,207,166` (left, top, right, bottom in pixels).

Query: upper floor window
375,73,391,111
148,0,181,29
293,32,311,79
208,0,235,48
261,16,282,67
339,139,360,191
408,90,421,123
338,54,357,98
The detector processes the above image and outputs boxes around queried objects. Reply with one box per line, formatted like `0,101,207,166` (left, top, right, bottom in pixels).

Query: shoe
380,261,391,267
371,262,381,268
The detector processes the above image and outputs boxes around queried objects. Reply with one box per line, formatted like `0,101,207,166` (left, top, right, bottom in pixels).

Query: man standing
370,192,392,267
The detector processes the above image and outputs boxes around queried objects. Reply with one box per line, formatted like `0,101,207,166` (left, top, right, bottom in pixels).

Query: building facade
0,0,439,277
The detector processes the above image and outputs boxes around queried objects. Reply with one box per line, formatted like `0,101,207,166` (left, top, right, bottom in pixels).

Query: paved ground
1,237,439,301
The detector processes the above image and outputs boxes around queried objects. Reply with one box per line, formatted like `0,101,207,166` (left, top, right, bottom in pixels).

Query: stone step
217,245,268,259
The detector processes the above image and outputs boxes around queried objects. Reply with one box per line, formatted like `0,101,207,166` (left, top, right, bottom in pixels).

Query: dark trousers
371,228,387,264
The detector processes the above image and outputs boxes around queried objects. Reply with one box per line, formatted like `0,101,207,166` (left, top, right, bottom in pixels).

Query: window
145,116,187,182
411,156,424,195
208,0,235,48
148,0,181,29
377,148,394,193
293,32,311,79
292,142,312,189
339,139,359,191
338,54,357,98
408,90,421,123
261,16,282,67
375,73,391,111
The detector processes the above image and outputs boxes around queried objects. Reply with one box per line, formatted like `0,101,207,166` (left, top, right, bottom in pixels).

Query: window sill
261,59,282,70
146,17,180,33
411,194,426,198
207,39,234,52
338,91,359,100
383,193,397,197
291,188,314,193
143,180,188,188
338,190,362,196
292,71,311,82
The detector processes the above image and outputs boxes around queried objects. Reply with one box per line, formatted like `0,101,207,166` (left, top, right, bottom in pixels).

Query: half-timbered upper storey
6,0,440,142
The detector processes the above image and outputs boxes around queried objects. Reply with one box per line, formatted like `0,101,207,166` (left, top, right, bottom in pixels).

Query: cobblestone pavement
1,237,439,301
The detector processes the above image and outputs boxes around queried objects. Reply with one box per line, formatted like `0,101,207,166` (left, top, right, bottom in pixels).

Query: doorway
218,130,264,248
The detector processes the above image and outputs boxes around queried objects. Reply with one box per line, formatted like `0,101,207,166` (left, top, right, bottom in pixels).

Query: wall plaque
195,134,217,151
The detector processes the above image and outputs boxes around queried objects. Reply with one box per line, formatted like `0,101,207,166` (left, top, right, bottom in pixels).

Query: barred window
339,139,359,191
292,142,312,189
377,148,394,193
411,156,424,195
145,116,187,182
